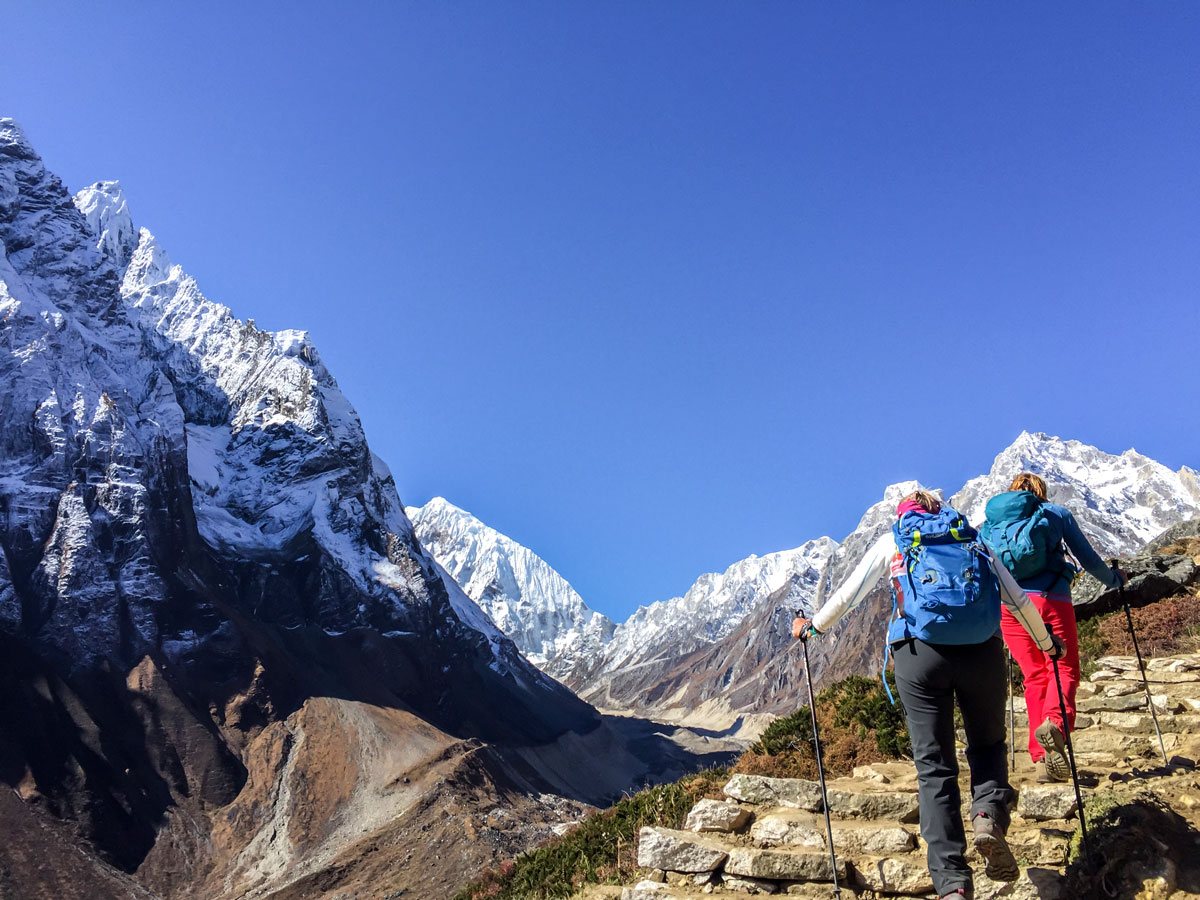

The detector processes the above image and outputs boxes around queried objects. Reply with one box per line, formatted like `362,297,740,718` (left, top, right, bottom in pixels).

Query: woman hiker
980,472,1126,783
792,489,1064,900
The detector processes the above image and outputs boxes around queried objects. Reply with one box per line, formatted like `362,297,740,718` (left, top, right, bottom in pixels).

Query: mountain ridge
417,433,1198,730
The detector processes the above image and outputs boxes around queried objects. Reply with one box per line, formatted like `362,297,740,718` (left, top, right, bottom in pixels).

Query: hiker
792,489,1064,900
979,472,1127,783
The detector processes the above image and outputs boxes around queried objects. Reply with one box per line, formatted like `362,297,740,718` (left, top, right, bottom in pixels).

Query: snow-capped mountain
578,435,1199,722
0,118,607,898
407,497,615,677
417,434,1196,727
952,431,1200,554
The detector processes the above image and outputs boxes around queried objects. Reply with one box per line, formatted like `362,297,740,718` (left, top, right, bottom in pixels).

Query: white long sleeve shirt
811,532,1054,652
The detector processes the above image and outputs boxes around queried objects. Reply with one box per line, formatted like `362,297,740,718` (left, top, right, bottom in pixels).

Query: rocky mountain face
408,497,616,679
0,118,686,900
418,435,1198,732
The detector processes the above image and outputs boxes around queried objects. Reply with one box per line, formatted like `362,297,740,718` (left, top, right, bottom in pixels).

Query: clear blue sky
5,2,1198,623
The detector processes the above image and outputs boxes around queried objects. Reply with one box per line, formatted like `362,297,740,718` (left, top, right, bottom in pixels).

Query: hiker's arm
988,548,1054,652
811,533,892,634
1059,509,1122,587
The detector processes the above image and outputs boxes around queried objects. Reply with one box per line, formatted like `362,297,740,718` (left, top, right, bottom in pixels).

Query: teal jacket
996,495,1122,596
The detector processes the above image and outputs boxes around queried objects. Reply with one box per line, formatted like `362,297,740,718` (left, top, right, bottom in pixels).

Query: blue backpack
979,491,1065,581
886,507,1001,647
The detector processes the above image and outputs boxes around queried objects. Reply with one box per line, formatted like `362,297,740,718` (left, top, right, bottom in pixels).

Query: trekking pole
799,629,841,897
1007,650,1015,773
1113,562,1169,767
1047,622,1090,865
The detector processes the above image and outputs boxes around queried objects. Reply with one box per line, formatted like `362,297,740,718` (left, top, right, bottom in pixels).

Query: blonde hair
1009,472,1047,500
901,489,942,513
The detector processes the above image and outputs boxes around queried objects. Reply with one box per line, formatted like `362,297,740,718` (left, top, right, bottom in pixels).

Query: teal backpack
979,490,1064,581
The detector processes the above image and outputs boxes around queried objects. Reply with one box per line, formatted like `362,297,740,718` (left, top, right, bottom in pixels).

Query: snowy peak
407,498,615,675
73,180,137,269
0,118,556,685
952,431,1200,556
591,536,838,678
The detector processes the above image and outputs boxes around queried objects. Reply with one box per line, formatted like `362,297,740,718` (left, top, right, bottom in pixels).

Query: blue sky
5,2,1198,622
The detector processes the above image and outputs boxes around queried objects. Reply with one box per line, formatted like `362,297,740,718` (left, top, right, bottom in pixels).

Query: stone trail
588,652,1200,900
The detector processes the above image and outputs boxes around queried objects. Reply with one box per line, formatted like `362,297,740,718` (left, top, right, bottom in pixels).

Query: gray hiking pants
893,635,1014,897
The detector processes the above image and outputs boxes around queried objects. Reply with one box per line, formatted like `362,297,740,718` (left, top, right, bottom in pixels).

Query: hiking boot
1035,759,1054,783
1035,719,1070,781
972,813,1019,882
940,889,971,899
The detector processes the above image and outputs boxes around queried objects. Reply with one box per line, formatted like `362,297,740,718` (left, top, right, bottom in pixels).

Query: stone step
848,855,934,895
750,809,918,855
724,846,846,883
637,827,731,874
723,774,919,823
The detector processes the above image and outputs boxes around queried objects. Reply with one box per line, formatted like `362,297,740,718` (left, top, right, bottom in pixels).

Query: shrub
736,673,910,779
1094,590,1200,658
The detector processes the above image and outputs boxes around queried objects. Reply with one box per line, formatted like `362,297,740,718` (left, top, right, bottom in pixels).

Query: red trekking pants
1000,592,1080,762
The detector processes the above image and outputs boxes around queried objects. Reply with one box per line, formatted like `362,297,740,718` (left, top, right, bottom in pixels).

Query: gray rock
825,788,920,823
750,816,825,848
974,868,1066,900
1075,555,1198,617
720,874,780,894
723,774,824,811
1099,711,1156,733
684,798,751,833
1080,693,1149,713
621,881,677,900
751,812,916,854
1144,517,1200,554
725,847,845,882
1017,785,1079,821
852,856,934,894
636,827,729,873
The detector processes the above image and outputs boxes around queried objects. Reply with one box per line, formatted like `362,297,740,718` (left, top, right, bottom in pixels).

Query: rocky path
581,652,1200,900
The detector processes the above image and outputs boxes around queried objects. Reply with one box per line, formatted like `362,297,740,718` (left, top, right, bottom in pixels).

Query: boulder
975,867,1066,900
751,813,916,854
1075,554,1197,617
852,857,934,894
825,788,920,823
636,827,729,873
1144,517,1200,554
1099,712,1156,733
621,881,677,900
751,816,825,849
1079,693,1149,713
684,798,750,833
723,774,823,811
851,764,891,784
1145,655,1200,672
724,848,845,882
721,874,779,894
1017,785,1079,821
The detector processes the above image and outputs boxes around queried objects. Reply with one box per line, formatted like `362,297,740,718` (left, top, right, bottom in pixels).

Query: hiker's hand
1114,567,1128,586
792,617,817,641
1047,634,1067,661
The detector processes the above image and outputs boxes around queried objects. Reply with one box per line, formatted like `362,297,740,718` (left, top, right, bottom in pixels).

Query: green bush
741,672,910,779
822,674,911,760
751,706,815,756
